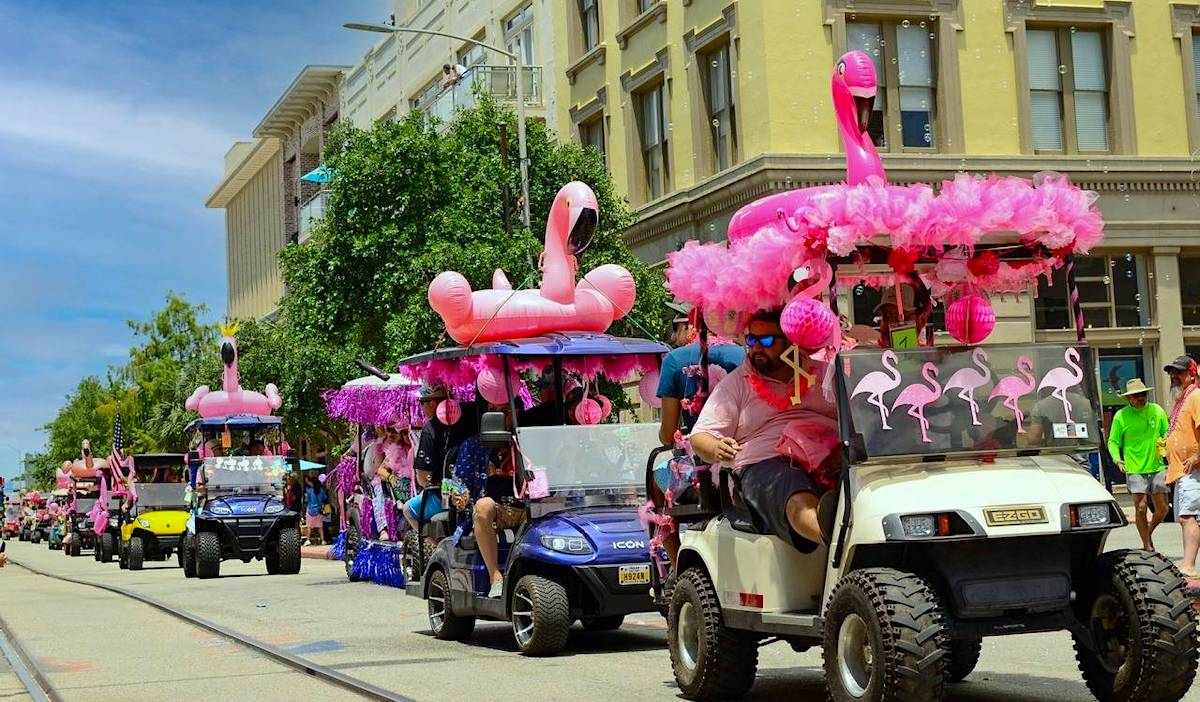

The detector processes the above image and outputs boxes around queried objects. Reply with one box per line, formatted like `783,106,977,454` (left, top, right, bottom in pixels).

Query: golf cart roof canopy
398,332,669,365
186,415,284,432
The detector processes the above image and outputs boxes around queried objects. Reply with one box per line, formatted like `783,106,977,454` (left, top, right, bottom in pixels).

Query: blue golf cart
403,333,669,656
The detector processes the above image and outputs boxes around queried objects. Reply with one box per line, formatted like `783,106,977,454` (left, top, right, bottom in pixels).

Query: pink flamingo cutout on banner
1038,348,1084,423
989,356,1036,433
186,325,283,418
892,362,942,443
942,348,992,426
851,350,902,429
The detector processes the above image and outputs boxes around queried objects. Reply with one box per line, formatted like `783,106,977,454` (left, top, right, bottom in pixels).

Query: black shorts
738,456,823,553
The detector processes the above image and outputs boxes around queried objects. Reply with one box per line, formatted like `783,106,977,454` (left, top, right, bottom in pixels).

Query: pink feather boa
403,353,660,392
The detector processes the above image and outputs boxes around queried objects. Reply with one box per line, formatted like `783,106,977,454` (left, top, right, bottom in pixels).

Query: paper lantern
781,297,838,350
477,366,521,405
639,369,662,409
436,399,462,425
575,398,604,425
703,307,748,338
946,294,996,345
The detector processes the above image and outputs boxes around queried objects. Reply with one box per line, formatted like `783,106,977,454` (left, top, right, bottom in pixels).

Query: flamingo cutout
726,50,884,242
892,362,942,443
186,324,283,418
428,181,637,344
851,350,902,429
942,348,993,426
1038,348,1085,423
989,356,1036,433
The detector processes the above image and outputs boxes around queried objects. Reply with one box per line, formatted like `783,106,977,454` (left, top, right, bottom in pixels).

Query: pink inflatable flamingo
429,181,637,344
851,350,902,429
1038,347,1085,423
186,324,283,417
727,50,884,242
892,362,942,443
942,348,992,426
989,356,1036,433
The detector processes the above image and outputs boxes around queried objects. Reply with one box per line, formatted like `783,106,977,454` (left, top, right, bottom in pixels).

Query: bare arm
659,397,682,447
690,432,739,465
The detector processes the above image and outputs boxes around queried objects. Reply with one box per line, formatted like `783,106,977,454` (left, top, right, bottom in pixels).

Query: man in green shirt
1108,378,1169,550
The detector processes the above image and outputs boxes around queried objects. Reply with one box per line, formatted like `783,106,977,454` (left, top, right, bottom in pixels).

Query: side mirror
479,411,513,449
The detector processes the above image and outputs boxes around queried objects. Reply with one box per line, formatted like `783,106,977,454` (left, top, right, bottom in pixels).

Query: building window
637,0,655,13
580,118,606,163
703,42,737,172
1035,255,1149,330
1181,256,1200,326
505,5,535,66
637,84,670,200
458,41,487,69
410,79,440,111
847,19,936,151
580,0,600,52
1193,34,1200,122
1027,27,1109,153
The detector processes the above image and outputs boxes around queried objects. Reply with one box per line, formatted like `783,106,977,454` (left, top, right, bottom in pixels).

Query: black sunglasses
745,333,778,349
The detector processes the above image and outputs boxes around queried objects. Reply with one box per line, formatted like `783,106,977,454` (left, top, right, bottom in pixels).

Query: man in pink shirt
690,309,838,552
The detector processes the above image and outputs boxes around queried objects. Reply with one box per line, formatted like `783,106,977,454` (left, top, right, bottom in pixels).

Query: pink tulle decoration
780,298,838,350
639,369,662,409
575,398,604,425
477,366,521,405
436,399,462,425
946,295,996,345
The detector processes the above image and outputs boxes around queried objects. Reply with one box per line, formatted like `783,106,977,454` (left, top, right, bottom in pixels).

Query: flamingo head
834,50,878,134
219,322,239,368
552,181,599,255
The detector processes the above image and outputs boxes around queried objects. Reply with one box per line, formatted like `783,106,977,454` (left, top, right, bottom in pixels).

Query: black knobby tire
99,531,115,563
195,530,221,579
182,533,197,578
345,520,362,582
118,539,129,569
823,568,947,702
68,534,81,557
582,615,625,632
511,575,572,656
30,530,40,545
276,526,301,575
1073,549,1198,702
668,567,759,700
946,638,982,683
128,536,145,571
428,569,475,640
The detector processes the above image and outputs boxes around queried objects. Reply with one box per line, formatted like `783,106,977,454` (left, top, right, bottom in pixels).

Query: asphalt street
1,522,1196,702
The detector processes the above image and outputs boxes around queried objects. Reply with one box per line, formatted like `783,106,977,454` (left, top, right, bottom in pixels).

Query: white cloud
0,78,235,177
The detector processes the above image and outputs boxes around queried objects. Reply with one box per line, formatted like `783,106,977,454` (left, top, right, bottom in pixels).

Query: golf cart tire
1073,549,1198,702
428,569,475,640
669,567,759,701
196,530,221,579
822,568,947,702
182,534,197,578
30,531,40,545
99,532,115,562
512,575,572,656
128,536,145,571
68,535,81,557
345,521,362,582
118,540,129,569
582,615,625,631
277,526,301,575
946,638,982,683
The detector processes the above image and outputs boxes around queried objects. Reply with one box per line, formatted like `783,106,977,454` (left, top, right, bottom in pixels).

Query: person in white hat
1107,378,1169,551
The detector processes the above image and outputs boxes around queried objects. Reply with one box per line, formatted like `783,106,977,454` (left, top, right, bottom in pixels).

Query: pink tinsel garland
403,353,659,392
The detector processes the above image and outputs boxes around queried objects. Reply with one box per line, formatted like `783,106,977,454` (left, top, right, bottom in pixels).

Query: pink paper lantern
477,366,521,405
946,294,996,345
781,298,838,350
575,398,604,425
639,369,662,409
436,399,462,425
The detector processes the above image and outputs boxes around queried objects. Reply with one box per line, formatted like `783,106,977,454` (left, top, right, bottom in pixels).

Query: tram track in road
8,558,418,702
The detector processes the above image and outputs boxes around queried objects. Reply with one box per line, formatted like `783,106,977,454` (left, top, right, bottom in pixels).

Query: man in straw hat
1107,378,1169,551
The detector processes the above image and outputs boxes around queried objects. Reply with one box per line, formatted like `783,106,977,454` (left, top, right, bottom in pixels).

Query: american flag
111,412,126,466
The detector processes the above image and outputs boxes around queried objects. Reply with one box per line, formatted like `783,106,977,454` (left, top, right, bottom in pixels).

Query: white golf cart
666,262,1198,702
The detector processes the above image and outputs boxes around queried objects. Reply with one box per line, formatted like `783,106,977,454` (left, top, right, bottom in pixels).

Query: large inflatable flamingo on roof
429,181,637,344
186,324,283,417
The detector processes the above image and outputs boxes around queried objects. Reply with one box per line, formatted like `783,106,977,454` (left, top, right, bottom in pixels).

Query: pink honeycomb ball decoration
597,395,613,421
436,398,462,425
477,366,521,405
946,294,996,345
575,398,604,425
780,298,838,349
639,369,662,409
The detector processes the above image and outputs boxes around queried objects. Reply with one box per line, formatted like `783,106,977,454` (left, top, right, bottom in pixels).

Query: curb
301,545,333,560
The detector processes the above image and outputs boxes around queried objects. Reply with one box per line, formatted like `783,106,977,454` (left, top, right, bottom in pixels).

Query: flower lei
747,371,807,411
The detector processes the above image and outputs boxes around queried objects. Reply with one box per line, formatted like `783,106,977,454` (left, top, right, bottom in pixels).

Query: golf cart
64,483,99,558
18,491,41,541
180,416,302,579
28,496,50,545
403,333,669,656
2,498,19,540
46,489,69,550
117,454,187,570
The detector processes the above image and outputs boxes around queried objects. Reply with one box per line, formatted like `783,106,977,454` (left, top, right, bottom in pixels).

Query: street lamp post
344,22,532,231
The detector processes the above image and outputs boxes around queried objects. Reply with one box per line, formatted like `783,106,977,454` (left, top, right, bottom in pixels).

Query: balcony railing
298,190,329,244
419,64,542,127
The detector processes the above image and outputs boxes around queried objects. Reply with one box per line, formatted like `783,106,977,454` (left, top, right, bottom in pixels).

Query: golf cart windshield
516,423,659,510
4,506,17,519
134,484,188,511
841,343,1100,464
201,456,286,496
75,498,97,513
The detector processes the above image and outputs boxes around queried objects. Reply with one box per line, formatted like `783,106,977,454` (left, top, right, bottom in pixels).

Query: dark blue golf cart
181,415,302,579
403,333,668,656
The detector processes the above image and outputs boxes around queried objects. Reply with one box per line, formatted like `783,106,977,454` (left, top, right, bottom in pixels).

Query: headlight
540,534,593,554
264,499,284,514
208,503,231,515
137,518,150,528
1068,503,1116,529
900,515,936,538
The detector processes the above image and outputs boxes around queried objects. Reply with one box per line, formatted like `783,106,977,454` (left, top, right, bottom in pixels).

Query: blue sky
0,0,386,481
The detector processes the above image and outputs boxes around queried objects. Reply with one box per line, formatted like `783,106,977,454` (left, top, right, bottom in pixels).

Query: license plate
618,564,651,585
984,505,1048,527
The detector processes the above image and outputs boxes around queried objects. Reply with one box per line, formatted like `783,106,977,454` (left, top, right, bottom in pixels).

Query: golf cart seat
817,486,839,546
